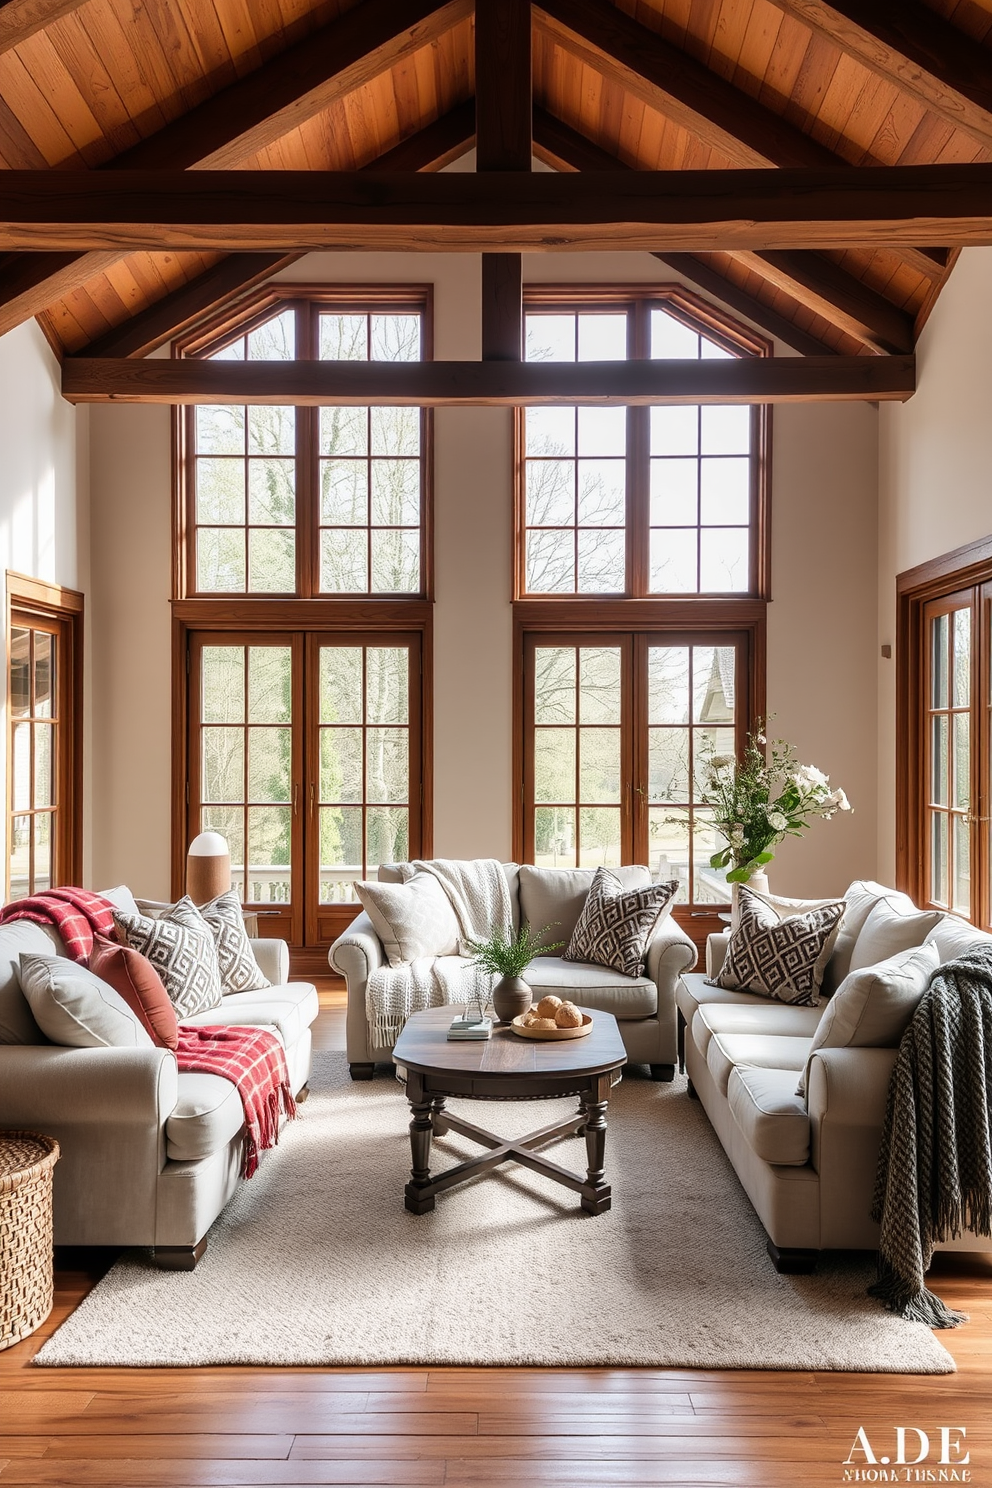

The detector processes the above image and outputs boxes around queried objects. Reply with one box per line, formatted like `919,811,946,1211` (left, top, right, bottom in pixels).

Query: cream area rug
37,1052,954,1372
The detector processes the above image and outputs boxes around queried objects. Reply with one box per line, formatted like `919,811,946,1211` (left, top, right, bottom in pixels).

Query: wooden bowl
510,1013,593,1041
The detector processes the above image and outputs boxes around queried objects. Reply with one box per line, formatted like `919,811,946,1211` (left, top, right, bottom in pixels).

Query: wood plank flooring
2,998,990,1488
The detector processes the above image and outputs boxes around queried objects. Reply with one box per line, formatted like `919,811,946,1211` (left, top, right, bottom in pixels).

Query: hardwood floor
2,1001,990,1488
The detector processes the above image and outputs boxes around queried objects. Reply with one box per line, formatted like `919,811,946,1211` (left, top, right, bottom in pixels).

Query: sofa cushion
565,868,677,978
113,898,223,1018
518,865,652,953
0,919,61,1043
728,1066,811,1166
89,934,179,1050
676,972,776,1029
692,1001,823,1059
709,885,844,1006
848,897,943,973
927,916,992,961
524,957,657,1019
356,873,460,967
98,885,142,918
180,982,319,1049
166,1071,245,1162
18,952,154,1049
707,1031,812,1096
797,942,939,1097
824,880,916,993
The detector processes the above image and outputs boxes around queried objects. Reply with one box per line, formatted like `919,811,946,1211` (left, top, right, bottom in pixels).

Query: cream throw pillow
18,952,154,1048
848,896,943,974
797,941,939,1096
355,872,460,968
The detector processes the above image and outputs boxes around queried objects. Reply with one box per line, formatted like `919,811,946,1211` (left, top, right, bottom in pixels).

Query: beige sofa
0,887,317,1269
331,863,698,1079
677,879,992,1272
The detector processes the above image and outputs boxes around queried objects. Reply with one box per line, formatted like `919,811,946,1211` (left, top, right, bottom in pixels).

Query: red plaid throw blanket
0,887,116,962
176,1025,297,1178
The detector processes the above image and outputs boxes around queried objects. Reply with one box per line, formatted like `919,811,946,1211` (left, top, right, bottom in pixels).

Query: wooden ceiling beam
0,0,474,338
69,105,478,361
533,0,945,284
2,165,992,252
477,0,531,362
762,0,992,154
61,355,916,405
0,0,90,55
533,109,905,354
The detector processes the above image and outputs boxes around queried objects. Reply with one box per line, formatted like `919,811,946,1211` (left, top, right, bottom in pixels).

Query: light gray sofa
0,887,317,1270
678,879,992,1272
330,862,698,1080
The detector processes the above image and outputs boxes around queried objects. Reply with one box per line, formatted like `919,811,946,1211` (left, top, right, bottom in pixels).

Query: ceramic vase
492,975,532,1024
730,869,770,929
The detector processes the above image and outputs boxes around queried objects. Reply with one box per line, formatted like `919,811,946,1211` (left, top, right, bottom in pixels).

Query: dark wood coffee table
391,1005,627,1216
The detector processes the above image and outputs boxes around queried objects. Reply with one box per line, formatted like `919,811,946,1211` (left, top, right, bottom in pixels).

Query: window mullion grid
362,646,369,880
574,647,581,867
27,631,35,892
242,645,250,905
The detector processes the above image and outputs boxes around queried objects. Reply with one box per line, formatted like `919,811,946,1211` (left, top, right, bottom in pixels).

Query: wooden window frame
174,286,435,603
5,571,83,897
514,286,772,603
897,534,992,929
513,599,766,955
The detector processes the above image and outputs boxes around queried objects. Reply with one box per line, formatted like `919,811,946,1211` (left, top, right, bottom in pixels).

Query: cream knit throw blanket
366,858,514,1048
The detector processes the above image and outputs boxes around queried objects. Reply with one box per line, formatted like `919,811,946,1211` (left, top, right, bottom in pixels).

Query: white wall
87,250,880,898
0,321,90,883
877,247,992,883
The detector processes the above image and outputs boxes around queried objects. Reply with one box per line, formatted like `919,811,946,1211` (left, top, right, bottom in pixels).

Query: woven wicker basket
0,1131,60,1351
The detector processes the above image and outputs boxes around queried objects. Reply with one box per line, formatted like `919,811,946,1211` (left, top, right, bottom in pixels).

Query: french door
186,631,423,950
521,630,750,911
918,585,992,928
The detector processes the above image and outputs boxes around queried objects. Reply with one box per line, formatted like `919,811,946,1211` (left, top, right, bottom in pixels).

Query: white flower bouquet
703,726,851,885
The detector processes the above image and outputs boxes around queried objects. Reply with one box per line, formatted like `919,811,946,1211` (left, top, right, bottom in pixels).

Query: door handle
293,783,300,815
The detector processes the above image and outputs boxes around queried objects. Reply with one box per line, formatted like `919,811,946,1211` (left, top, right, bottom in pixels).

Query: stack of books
447,1015,493,1041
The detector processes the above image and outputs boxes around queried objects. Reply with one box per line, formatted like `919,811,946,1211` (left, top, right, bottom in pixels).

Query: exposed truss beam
477,0,530,362
69,105,478,360
0,0,473,337
534,0,946,283
61,355,916,405
2,166,990,253
762,0,992,154
734,250,912,354
0,0,89,54
535,109,839,357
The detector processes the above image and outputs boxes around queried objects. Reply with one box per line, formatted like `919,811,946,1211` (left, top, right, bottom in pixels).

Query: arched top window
177,288,432,600
517,287,770,600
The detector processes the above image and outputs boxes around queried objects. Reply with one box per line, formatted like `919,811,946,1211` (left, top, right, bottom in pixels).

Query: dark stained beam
2,166,992,253
534,0,946,283
70,105,478,360
534,108,839,357
0,0,89,54
763,0,992,154
735,250,913,354
61,355,916,405
477,0,530,362
0,0,473,336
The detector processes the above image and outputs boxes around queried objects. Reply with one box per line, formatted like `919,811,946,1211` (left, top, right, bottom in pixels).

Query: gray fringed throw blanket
869,945,992,1328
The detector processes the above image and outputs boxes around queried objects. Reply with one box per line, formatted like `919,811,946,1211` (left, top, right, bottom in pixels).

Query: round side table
0,1131,60,1351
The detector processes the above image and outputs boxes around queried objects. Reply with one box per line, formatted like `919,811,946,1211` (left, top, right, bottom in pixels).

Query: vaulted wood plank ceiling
0,0,987,358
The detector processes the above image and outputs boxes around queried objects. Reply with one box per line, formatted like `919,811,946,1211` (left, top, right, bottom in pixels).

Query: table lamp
186,830,231,905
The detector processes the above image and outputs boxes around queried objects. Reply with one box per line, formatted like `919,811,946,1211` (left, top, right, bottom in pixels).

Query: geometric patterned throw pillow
197,888,270,994
709,885,845,1007
112,899,222,1019
564,868,679,978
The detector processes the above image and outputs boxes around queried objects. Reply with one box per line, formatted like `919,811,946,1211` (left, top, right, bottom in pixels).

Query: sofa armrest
330,911,386,1065
645,914,697,994
806,1045,898,1249
706,932,730,980
250,937,289,986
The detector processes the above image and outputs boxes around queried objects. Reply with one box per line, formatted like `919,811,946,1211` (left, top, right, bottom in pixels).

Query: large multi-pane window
519,290,768,599
183,292,430,599
524,633,747,906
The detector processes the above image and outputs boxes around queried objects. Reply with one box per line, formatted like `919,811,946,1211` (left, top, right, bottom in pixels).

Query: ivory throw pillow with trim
355,873,460,968
198,888,270,994
18,952,154,1048
112,898,222,1018
564,868,678,978
709,885,844,1007
848,895,944,974
797,941,939,1096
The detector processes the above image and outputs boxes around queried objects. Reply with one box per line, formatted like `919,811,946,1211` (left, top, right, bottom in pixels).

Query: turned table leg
404,1072,436,1214
579,1078,612,1215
